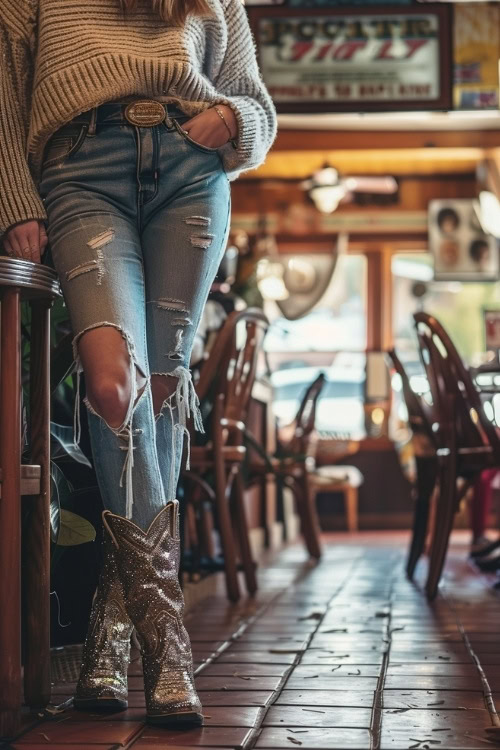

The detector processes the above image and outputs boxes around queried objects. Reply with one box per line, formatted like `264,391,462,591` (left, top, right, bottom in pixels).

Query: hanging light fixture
301,164,398,214
302,166,348,214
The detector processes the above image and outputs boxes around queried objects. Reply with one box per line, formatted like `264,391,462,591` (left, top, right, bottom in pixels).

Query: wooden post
24,300,51,708
0,288,22,738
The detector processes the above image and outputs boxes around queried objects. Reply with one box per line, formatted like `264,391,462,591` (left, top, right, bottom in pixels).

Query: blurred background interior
2,1,500,737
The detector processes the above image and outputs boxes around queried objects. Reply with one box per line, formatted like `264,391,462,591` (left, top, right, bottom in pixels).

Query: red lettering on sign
313,42,332,61
289,41,314,62
376,38,428,60
332,41,367,60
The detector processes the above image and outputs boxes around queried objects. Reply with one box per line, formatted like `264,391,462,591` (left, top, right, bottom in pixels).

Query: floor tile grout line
191,554,338,677
239,555,365,750
369,568,397,750
440,586,500,732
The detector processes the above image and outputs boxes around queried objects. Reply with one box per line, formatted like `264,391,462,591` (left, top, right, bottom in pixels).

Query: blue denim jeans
38,103,231,530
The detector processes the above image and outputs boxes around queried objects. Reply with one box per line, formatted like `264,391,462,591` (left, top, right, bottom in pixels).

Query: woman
0,0,276,727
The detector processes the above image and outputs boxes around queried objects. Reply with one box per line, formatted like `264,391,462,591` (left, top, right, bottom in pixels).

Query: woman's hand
2,219,48,264
182,105,238,149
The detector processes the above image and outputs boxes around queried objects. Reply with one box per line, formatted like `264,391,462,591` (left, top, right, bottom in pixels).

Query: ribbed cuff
0,190,47,240
215,94,268,176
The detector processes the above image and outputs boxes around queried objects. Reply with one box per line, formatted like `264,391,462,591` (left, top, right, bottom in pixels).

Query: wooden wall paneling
231,175,477,216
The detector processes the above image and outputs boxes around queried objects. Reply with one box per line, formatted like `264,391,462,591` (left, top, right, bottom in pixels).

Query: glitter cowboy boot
102,502,203,727
74,535,134,711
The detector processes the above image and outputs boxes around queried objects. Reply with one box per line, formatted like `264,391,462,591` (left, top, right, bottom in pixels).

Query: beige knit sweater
0,0,277,237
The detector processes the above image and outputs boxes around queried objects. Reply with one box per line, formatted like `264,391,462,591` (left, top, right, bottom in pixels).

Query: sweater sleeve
0,5,47,240
213,0,277,177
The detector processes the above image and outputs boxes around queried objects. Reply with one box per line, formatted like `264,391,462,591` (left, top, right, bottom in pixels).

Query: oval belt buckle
124,99,166,127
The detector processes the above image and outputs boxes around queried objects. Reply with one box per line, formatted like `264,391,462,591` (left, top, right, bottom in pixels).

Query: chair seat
311,465,364,488
0,465,41,499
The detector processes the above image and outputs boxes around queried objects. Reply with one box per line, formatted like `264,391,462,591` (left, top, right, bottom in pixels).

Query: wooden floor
7,531,500,750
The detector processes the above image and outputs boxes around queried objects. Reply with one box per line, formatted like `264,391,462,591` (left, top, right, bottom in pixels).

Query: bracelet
213,105,237,146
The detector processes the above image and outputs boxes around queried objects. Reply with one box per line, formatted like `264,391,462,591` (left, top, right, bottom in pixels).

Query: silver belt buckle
124,99,166,127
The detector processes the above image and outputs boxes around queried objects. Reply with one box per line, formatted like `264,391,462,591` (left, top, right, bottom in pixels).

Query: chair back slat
386,349,436,450
283,373,326,457
196,308,269,434
414,312,500,460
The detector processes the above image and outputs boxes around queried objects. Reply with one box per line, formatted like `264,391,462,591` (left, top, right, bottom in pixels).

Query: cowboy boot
74,535,134,711
102,502,203,726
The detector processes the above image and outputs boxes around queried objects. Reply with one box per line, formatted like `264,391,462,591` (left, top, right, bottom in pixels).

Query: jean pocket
42,124,89,168
171,118,221,154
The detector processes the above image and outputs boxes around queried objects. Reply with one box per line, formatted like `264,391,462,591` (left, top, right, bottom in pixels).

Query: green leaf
50,461,70,543
51,422,92,467
57,510,96,546
51,332,75,394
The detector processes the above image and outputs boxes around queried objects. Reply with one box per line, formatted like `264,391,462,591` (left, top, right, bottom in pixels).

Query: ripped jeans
38,103,231,530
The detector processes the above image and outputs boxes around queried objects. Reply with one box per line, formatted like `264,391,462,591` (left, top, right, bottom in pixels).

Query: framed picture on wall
428,199,499,282
484,309,500,352
247,4,453,112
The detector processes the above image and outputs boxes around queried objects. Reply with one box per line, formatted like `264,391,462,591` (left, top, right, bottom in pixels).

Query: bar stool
0,257,61,739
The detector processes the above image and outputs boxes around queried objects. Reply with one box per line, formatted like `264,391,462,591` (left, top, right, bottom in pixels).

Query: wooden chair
306,465,363,533
386,349,438,579
414,312,500,599
0,257,61,738
248,372,327,559
296,376,363,536
183,308,269,603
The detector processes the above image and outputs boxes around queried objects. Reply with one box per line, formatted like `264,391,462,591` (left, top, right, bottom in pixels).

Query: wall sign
248,4,452,112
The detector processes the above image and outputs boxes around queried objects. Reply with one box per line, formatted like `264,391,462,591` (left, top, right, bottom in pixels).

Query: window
392,252,500,369
264,254,367,438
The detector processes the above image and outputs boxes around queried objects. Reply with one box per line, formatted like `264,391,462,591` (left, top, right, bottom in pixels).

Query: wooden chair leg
406,456,437,581
24,301,51,709
213,395,241,602
344,486,358,532
426,443,457,601
292,473,322,559
232,470,257,596
0,289,22,738
200,500,216,559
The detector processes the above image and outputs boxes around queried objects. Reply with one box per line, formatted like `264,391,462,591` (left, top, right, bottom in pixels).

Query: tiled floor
6,531,500,750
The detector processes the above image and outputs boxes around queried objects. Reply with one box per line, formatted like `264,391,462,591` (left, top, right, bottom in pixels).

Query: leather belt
124,99,166,126
69,99,187,128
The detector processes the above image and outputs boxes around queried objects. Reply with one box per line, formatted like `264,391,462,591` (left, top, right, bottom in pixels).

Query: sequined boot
74,536,134,711
102,502,203,727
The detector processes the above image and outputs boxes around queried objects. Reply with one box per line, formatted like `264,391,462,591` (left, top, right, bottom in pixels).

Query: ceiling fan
300,164,398,213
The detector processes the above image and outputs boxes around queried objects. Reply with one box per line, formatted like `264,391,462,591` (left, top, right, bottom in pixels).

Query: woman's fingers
181,108,230,148
2,220,45,263
3,231,21,257
26,222,41,263
39,223,48,256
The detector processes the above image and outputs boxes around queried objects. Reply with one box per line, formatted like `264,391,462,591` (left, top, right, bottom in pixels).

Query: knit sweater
0,0,277,237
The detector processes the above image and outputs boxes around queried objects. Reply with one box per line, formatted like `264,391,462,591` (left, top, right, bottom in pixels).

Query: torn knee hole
73,323,145,435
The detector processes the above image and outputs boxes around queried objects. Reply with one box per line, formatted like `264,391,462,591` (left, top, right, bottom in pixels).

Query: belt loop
87,107,97,137
164,102,172,129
